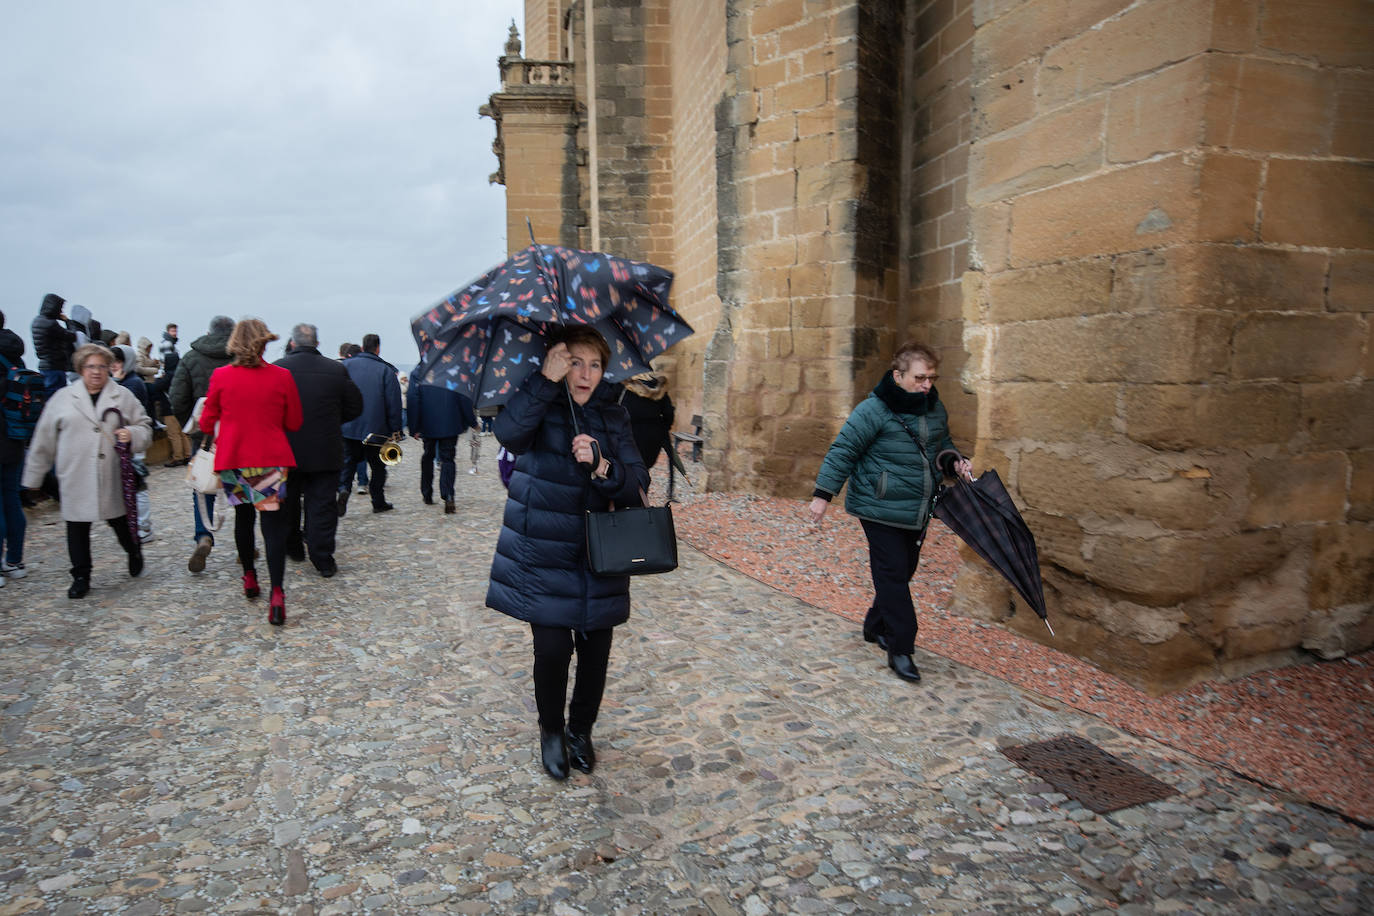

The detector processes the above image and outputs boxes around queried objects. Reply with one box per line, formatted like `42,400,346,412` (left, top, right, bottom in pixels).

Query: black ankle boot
128,547,144,578
888,652,922,683
540,729,569,781
565,729,595,774
68,576,90,599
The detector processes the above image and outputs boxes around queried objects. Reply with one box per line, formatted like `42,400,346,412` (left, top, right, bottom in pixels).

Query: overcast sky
0,1,524,371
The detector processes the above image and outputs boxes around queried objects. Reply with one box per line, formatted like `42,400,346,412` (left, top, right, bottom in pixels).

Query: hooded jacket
31,293,75,371
485,371,649,631
168,329,232,427
813,373,962,531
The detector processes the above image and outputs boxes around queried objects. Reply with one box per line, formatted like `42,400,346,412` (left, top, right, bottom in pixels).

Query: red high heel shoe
269,587,286,626
242,569,260,599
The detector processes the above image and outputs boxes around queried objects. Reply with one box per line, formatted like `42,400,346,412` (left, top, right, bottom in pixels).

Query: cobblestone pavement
2,447,1370,915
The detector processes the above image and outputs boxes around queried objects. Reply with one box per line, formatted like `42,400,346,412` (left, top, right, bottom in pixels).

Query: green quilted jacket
813,375,961,531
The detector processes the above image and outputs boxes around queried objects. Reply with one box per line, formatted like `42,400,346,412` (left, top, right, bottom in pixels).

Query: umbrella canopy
932,469,1053,635
411,245,692,408
101,407,140,545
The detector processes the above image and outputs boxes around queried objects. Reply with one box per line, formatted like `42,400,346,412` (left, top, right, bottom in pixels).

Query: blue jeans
41,369,68,400
192,490,217,543
0,461,24,564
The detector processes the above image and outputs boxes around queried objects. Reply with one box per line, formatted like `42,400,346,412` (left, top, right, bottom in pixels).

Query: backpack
0,353,48,443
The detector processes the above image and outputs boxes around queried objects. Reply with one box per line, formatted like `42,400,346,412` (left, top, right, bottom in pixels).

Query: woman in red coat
200,318,303,625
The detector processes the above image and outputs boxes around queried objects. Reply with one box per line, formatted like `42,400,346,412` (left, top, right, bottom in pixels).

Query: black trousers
233,503,290,590
66,517,138,578
284,469,341,568
420,437,457,501
860,518,926,657
530,625,614,735
340,439,387,509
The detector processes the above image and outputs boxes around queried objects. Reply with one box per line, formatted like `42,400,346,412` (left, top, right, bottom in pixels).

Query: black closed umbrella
932,466,1053,635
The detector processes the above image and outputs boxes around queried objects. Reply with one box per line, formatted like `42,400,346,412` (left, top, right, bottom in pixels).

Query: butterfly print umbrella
411,245,692,408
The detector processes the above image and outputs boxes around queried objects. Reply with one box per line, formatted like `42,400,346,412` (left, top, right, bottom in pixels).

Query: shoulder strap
883,402,932,462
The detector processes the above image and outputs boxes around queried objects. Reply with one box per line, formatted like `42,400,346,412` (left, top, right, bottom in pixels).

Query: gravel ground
664,472,1374,827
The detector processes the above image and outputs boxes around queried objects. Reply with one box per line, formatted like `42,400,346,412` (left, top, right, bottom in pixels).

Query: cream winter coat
22,379,153,522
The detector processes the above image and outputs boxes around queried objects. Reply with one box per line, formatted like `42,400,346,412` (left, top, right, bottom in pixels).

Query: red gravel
669,487,1374,825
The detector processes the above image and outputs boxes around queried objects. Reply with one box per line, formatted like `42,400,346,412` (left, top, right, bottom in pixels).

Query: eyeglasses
905,373,939,383
82,363,111,373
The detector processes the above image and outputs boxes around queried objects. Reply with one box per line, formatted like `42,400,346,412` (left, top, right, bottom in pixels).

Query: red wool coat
200,363,303,470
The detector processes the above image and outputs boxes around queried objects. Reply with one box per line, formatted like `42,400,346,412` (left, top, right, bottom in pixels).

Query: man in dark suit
338,333,402,514
276,323,363,577
407,364,477,514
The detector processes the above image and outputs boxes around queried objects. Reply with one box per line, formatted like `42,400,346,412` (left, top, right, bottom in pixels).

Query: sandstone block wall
959,0,1374,692
900,0,976,445
492,0,1372,693
705,0,906,494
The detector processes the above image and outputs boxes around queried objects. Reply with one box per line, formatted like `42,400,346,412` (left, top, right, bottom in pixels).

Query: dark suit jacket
274,346,364,472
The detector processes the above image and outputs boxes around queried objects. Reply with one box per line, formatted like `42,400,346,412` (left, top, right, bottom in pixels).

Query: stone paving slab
1,447,1369,915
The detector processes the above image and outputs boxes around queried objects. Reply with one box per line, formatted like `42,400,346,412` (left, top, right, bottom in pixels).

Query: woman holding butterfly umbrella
485,325,649,781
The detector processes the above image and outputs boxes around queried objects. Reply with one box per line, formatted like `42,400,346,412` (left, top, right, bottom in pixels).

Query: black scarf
874,371,939,416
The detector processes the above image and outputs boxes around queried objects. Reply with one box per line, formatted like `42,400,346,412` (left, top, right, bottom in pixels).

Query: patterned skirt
219,467,289,509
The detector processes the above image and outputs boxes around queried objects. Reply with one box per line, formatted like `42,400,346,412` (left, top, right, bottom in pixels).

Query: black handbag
586,492,678,576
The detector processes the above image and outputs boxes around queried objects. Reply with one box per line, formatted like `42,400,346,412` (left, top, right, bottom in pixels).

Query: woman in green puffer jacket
809,341,972,684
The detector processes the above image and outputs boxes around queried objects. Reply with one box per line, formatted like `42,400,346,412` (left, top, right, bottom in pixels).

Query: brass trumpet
363,432,404,467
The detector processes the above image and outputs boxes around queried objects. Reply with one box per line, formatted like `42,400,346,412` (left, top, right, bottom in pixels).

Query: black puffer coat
486,371,649,631
31,293,75,371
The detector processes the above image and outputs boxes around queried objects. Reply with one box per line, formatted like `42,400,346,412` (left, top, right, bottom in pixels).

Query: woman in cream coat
22,343,153,598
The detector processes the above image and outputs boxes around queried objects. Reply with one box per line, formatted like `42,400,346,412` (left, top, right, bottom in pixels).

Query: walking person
21,344,153,598
0,312,31,585
809,341,973,684
275,323,362,577
618,371,676,480
338,334,402,515
199,319,302,625
407,364,476,514
486,327,649,781
169,316,234,572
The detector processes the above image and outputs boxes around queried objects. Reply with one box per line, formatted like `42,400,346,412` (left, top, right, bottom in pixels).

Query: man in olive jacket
275,323,363,577
168,315,234,573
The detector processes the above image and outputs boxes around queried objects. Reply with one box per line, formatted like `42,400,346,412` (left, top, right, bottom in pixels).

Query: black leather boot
888,652,922,683
540,729,569,781
565,729,595,774
68,576,90,599
862,625,890,651
128,547,144,578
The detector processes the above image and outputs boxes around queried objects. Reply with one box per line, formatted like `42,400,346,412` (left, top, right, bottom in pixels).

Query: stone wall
490,0,1373,692
583,0,673,266
706,0,908,494
658,1,727,418
901,0,976,444
958,0,1374,692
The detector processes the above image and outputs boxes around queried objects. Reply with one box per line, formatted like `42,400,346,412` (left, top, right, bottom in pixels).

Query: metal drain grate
1001,734,1178,814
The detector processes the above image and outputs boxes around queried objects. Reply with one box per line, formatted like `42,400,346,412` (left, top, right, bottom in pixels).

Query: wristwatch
591,459,609,480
